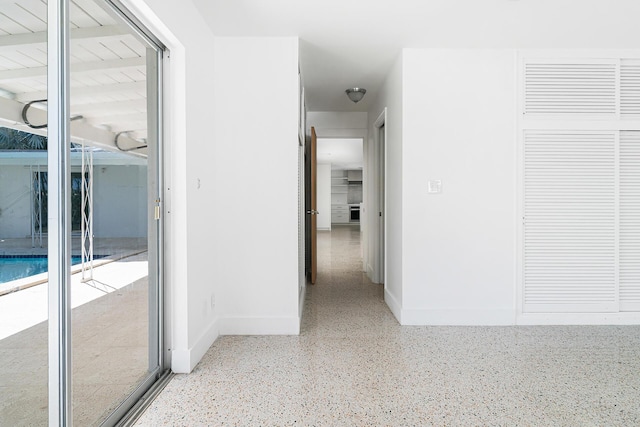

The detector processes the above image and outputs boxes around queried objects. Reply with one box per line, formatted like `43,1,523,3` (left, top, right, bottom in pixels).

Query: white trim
119,0,188,373
366,262,374,279
401,309,515,326
521,120,640,130
314,128,366,139
219,316,301,336
310,120,369,275
518,49,640,60
374,109,386,128
615,131,621,312
171,316,220,374
372,108,387,286
517,313,640,325
514,50,524,322
298,282,306,319
384,288,402,323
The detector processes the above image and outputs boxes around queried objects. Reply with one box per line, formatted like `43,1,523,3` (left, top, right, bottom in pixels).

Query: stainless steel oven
349,206,360,222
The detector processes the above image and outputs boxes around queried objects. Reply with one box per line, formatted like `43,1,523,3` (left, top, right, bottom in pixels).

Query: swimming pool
0,256,83,284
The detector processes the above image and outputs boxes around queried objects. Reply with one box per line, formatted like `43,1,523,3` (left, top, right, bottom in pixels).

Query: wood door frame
304,127,318,284
310,127,317,284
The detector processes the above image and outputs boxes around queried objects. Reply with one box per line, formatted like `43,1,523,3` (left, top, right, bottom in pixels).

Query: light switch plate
428,180,442,194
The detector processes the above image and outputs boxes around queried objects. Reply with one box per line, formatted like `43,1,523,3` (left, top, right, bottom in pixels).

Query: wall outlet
210,294,216,310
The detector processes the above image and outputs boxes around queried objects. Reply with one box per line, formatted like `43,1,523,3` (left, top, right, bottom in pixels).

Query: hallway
136,225,640,426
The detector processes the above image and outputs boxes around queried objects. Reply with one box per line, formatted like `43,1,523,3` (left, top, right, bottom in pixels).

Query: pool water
0,256,83,284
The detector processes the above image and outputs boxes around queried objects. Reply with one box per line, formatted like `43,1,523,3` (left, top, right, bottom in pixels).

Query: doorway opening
373,110,386,286
305,135,368,282
318,138,364,232
301,113,387,316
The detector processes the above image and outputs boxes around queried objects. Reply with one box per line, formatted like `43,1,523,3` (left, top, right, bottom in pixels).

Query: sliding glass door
69,1,164,425
0,6,50,421
0,1,165,425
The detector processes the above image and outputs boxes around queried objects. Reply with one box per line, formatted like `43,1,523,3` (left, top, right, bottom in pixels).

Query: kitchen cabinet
332,170,362,221
331,170,348,204
331,204,349,223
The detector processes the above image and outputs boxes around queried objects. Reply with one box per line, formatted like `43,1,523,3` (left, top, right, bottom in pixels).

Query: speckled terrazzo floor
136,224,640,426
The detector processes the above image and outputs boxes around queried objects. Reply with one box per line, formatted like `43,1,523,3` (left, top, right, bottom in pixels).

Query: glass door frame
47,1,167,425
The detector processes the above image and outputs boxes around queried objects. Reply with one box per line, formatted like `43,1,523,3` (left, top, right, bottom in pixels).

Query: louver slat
524,132,617,312
524,64,617,115
620,131,640,311
621,61,640,117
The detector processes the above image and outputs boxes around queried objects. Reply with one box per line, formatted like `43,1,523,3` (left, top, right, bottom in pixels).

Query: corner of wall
171,315,220,374
299,281,306,319
384,288,402,323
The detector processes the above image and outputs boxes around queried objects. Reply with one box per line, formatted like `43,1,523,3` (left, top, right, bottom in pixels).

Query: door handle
306,210,319,215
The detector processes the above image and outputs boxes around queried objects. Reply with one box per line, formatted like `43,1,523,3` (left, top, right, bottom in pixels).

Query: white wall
93,165,147,238
0,165,31,239
126,0,301,374
308,112,368,138
316,163,331,230
0,159,147,240
367,54,403,318
400,49,517,325
128,0,218,373
212,37,300,334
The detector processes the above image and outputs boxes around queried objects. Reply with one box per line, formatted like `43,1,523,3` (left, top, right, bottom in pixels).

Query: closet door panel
620,131,640,311
524,131,617,313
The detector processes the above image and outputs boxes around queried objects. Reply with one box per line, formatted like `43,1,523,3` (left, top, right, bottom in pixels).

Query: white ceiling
317,138,363,170
193,0,640,112
1,0,639,145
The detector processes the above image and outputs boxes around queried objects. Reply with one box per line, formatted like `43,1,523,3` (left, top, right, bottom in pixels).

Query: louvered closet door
621,60,640,117
620,131,640,311
524,131,617,312
524,61,617,116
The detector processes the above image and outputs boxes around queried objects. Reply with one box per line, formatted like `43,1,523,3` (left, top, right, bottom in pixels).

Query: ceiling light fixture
346,88,366,103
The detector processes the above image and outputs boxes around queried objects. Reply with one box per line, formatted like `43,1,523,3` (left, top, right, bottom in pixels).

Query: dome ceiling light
345,88,366,103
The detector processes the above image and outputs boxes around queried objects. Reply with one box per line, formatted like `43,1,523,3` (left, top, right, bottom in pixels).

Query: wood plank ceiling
0,0,148,149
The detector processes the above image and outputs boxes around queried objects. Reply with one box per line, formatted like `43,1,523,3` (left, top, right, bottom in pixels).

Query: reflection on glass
0,0,49,423
69,0,158,425
71,146,150,426
0,0,160,424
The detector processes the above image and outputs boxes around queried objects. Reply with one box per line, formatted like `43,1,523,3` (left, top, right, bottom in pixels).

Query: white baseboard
384,288,402,323
517,313,640,325
171,316,220,374
299,284,307,319
401,308,515,326
317,226,331,231
219,316,301,335
170,314,301,374
366,263,376,283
